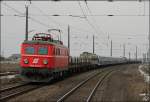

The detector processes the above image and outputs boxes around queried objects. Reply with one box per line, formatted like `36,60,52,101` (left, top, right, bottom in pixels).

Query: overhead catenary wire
2,1,148,57
2,2,148,34
83,1,117,49
31,3,62,29
77,1,108,47
2,2,53,29
2,2,93,35
3,14,148,16
2,3,25,15
29,1,108,35
30,2,98,37
84,1,108,36
2,2,109,48
78,1,98,33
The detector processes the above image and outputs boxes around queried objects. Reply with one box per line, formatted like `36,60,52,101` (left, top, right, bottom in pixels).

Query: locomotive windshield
38,47,48,55
25,47,35,54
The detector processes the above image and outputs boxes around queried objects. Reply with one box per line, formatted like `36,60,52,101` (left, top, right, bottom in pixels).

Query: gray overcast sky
1,1,149,58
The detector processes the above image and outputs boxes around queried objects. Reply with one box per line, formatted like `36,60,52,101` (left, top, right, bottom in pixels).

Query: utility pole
68,25,70,54
129,52,131,61
123,44,126,57
147,52,148,62
149,0,150,93
136,46,138,61
143,53,147,63
142,53,144,63
110,40,112,56
25,6,28,41
68,25,70,65
93,35,95,54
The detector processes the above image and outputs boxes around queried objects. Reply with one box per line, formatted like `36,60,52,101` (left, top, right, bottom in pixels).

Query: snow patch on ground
139,93,149,101
138,65,150,83
138,64,150,102
0,74,16,80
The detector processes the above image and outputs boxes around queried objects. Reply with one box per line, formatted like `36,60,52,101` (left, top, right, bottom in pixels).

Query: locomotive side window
25,47,35,54
38,47,48,55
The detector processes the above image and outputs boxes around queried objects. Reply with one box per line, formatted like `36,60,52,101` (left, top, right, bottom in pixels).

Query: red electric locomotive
20,32,69,82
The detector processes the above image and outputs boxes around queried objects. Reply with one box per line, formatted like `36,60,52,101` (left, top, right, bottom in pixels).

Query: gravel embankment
100,64,149,102
0,63,19,73
0,63,23,89
4,64,148,102
8,68,104,102
0,76,23,89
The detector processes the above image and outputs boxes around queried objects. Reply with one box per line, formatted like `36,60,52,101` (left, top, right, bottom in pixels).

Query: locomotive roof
23,40,68,48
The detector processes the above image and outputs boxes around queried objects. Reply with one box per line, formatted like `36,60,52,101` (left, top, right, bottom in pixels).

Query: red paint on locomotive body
20,33,69,81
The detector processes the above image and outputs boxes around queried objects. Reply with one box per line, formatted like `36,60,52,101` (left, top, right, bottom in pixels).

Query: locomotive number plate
33,58,39,64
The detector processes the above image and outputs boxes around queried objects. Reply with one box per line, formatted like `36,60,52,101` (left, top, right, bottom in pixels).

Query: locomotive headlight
24,58,28,64
43,59,48,65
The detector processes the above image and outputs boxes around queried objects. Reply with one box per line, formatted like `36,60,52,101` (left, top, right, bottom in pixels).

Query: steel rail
0,83,30,92
0,71,17,76
0,86,41,101
56,69,109,102
0,83,44,101
86,70,116,102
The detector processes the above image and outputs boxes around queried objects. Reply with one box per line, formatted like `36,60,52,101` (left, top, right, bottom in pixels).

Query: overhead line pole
147,52,149,62
68,25,70,65
93,35,95,54
68,25,70,54
148,0,150,95
25,6,28,41
123,44,126,57
129,52,131,61
136,46,138,61
110,40,112,56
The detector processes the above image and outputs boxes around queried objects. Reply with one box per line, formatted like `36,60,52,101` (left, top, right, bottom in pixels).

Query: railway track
0,71,17,76
0,82,44,101
86,70,116,102
57,69,117,102
0,83,29,92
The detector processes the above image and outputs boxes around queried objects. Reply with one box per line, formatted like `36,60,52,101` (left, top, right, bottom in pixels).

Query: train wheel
60,72,62,78
53,72,58,80
56,72,60,79
64,71,69,78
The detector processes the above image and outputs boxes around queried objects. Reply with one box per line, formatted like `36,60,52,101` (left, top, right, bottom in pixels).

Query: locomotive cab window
25,47,35,54
38,47,48,55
